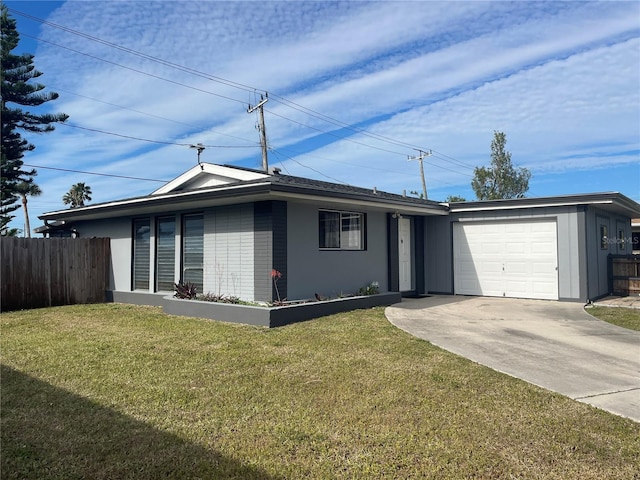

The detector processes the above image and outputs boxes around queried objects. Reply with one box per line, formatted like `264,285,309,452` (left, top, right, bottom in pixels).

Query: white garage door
453,220,558,300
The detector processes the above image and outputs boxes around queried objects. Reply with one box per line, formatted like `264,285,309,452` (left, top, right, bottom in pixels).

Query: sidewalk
593,295,640,309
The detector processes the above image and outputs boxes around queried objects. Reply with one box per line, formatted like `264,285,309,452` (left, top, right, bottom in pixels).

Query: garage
453,220,558,300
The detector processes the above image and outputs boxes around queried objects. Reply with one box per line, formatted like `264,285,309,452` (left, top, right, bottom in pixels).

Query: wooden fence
1,237,111,312
608,254,640,296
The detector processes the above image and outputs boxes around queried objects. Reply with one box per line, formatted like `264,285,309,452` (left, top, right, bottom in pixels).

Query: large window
319,210,364,250
182,213,204,291
133,218,150,290
156,216,176,292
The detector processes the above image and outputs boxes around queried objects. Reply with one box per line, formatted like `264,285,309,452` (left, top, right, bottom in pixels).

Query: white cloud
5,0,638,232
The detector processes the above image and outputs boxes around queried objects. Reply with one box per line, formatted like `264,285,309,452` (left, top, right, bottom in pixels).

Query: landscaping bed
162,291,402,327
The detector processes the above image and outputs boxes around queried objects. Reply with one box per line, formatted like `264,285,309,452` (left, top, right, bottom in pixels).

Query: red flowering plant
271,269,284,305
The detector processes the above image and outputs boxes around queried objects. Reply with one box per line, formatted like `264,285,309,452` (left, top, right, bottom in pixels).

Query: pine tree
1,5,68,235
471,131,531,200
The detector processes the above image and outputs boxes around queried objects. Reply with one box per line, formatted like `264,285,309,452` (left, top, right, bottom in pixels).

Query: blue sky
4,1,640,233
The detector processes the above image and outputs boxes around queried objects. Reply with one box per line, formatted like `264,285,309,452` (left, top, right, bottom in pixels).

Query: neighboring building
38,163,640,305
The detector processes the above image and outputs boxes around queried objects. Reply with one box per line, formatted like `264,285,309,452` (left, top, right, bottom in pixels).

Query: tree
15,180,41,237
471,131,531,200
63,182,92,208
1,5,68,235
445,195,467,203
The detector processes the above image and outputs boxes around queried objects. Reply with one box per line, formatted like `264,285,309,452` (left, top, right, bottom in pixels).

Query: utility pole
408,150,432,199
247,94,269,172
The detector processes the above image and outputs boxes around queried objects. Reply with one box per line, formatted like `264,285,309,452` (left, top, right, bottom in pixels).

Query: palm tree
62,182,92,208
15,181,42,238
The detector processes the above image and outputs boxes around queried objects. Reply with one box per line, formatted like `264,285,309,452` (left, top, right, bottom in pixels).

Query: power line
268,148,348,185
23,164,169,182
19,32,249,106
49,85,259,145
9,8,474,179
268,94,476,170
8,8,258,95
11,7,475,175
57,122,260,148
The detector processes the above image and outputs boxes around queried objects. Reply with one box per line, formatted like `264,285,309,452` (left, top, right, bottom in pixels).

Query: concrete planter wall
162,292,402,327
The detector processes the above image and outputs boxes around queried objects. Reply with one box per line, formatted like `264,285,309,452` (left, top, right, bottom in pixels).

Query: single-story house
38,163,640,306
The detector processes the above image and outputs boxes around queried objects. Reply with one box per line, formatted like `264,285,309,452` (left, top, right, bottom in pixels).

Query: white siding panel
454,220,558,300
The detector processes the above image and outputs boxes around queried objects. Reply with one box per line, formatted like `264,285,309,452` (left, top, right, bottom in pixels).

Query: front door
399,217,412,291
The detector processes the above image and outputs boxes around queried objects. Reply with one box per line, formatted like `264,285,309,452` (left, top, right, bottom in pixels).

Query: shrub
174,282,198,299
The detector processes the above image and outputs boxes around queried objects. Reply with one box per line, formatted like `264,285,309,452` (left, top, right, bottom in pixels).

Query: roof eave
449,192,640,218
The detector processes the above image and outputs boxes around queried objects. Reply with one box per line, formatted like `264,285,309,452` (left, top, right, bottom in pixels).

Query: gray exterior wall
425,215,453,294
287,202,388,300
72,217,132,291
74,205,257,301
204,204,254,300
253,201,287,302
426,206,586,301
585,206,633,300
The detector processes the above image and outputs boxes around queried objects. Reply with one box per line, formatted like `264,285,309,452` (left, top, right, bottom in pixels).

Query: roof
39,163,640,223
448,192,640,218
39,163,448,222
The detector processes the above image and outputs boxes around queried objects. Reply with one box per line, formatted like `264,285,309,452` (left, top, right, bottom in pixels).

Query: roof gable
151,163,268,195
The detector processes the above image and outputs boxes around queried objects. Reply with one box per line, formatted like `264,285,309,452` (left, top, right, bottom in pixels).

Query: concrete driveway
385,296,640,422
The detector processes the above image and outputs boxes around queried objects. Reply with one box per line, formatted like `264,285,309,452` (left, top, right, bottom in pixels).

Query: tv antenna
190,143,206,170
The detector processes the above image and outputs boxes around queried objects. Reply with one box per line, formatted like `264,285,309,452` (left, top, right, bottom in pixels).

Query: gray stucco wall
426,206,586,301
287,203,388,300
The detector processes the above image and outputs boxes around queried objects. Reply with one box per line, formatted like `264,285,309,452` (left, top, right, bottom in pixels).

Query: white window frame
319,210,365,251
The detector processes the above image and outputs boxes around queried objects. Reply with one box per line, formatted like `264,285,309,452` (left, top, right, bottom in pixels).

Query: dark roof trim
449,192,640,217
40,176,449,222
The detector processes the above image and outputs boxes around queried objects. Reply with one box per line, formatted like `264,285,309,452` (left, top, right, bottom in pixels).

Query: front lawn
2,304,638,479
587,305,640,331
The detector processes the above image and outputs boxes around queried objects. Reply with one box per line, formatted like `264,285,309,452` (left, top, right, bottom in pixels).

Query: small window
182,214,204,292
600,225,608,250
133,218,150,290
319,210,364,250
618,230,626,252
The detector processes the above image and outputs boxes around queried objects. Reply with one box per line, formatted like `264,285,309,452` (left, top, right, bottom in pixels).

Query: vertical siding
254,201,273,302
426,215,454,294
556,209,581,299
271,201,288,301
203,204,254,300
585,206,633,299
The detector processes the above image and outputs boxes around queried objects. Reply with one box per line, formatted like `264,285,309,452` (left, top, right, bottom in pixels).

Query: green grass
2,304,638,479
587,305,640,331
